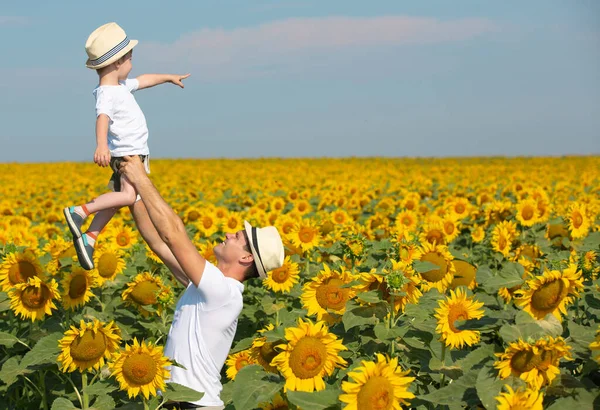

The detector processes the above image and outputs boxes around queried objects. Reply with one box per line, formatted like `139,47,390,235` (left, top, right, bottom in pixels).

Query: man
120,156,285,409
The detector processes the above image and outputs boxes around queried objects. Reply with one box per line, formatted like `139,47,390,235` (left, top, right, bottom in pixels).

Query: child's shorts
108,155,150,192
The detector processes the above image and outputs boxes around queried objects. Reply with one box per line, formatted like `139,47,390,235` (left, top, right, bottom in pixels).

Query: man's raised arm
119,156,206,287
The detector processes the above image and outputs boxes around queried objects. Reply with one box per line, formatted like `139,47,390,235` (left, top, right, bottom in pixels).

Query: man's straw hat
244,221,285,279
85,22,138,69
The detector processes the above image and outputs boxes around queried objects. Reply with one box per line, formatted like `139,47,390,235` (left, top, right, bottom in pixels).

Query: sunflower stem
143,397,150,410
440,342,447,387
81,372,89,409
39,370,48,410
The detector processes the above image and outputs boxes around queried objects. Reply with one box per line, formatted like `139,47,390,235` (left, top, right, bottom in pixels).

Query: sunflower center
510,349,540,374
335,214,345,224
272,267,290,284
98,253,118,278
498,236,508,250
70,330,107,362
448,306,469,333
122,353,157,385
259,342,279,366
572,212,583,229
444,222,455,235
315,278,348,311
455,203,466,214
188,211,200,221
289,336,327,379
202,217,213,229
298,227,316,243
228,219,238,229
130,281,160,306
8,261,37,285
402,217,412,226
282,223,295,235
531,279,565,312
522,206,535,221
420,253,447,282
236,357,249,370
426,229,444,245
68,274,88,299
356,375,394,410
21,285,51,309
116,233,130,247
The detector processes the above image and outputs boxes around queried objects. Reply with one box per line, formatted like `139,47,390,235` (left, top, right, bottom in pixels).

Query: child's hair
96,50,133,76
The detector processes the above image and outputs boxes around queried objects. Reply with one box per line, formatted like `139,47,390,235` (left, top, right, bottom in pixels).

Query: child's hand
94,146,111,167
169,73,190,88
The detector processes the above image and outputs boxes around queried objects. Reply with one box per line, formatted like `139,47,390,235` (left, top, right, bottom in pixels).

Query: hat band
251,227,266,273
89,36,130,67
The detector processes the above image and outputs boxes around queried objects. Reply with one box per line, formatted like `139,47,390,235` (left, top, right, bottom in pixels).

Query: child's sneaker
63,207,85,238
74,235,95,270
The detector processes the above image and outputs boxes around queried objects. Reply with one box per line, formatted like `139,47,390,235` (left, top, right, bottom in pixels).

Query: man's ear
239,253,254,265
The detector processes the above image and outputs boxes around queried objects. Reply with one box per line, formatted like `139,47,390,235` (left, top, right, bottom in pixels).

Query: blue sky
0,1,599,162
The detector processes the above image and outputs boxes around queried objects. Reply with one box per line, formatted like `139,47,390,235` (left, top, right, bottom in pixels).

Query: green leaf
373,322,407,341
342,305,379,331
577,231,600,252
229,337,254,354
50,397,78,410
418,368,479,406
356,290,382,304
231,365,282,410
568,321,597,359
454,344,496,371
287,387,341,410
161,382,204,402
20,332,62,368
0,331,20,348
413,260,441,273
263,326,286,343
476,365,508,410
545,388,597,409
83,381,115,398
481,263,524,293
89,394,115,410
0,356,29,387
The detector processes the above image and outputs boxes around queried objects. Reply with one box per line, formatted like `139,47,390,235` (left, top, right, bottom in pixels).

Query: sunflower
495,385,543,410
110,338,171,399
446,197,471,221
184,206,202,224
270,197,286,213
567,202,590,239
93,245,126,285
339,353,415,410
394,210,418,233
264,256,300,293
271,318,347,392
289,221,321,253
0,249,43,291
250,323,283,374
42,237,76,275
61,266,98,310
9,276,60,321
122,272,170,317
301,265,356,322
545,221,570,246
195,212,219,238
144,243,163,265
419,219,446,246
434,288,484,349
108,225,139,250
414,242,456,293
293,199,312,215
258,393,291,410
442,215,460,243
491,226,513,258
57,319,121,373
494,336,572,389
224,211,243,232
515,264,584,321
331,209,352,227
225,349,256,380
470,226,485,243
590,326,600,364
450,260,477,290
515,199,539,227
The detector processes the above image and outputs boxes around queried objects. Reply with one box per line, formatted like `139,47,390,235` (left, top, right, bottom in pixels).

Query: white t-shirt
164,262,244,406
93,78,149,157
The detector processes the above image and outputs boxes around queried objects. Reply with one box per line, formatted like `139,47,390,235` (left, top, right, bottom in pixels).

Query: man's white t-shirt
93,78,149,157
164,262,244,406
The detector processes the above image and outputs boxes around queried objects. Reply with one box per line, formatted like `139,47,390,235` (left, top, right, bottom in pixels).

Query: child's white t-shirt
93,78,149,157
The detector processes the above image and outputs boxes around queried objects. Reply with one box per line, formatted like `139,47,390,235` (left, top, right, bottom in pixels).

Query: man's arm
120,156,206,287
136,74,190,90
129,200,190,287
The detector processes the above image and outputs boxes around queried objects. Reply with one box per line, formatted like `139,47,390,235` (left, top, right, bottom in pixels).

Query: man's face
214,229,251,263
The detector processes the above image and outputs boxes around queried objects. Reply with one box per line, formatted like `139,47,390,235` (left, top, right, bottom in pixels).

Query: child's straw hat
85,22,138,69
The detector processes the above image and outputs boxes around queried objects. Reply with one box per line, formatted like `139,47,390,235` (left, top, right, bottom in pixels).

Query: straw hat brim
244,221,267,279
86,39,138,70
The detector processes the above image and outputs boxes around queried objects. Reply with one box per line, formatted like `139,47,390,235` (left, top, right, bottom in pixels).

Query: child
63,22,189,270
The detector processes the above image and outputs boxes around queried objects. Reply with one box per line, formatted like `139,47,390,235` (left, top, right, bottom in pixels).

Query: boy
63,22,189,270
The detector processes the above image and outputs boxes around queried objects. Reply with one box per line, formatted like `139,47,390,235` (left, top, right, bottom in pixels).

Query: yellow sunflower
196,239,218,264
184,206,202,224
470,225,485,243
301,264,356,322
495,385,543,410
93,245,126,285
442,216,460,243
491,226,513,258
494,336,572,389
515,198,539,227
434,288,484,349
331,209,352,227
225,349,256,380
258,393,291,410
545,221,570,247
339,353,415,410
264,256,300,293
0,249,43,291
195,212,219,238
61,266,98,310
289,220,321,253
515,264,584,321
110,338,171,399
590,326,600,364
450,260,477,290
567,202,590,239
250,323,283,374
144,243,164,265
107,225,139,250
414,242,456,293
271,318,347,392
57,319,121,373
9,276,60,321
447,197,471,221
42,237,76,275
223,211,243,232
419,219,446,246
122,272,171,317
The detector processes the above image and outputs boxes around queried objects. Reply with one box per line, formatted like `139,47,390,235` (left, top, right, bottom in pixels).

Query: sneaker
63,207,85,238
74,235,95,270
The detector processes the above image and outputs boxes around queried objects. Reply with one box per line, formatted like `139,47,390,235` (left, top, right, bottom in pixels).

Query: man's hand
168,73,190,88
119,156,147,186
94,146,110,167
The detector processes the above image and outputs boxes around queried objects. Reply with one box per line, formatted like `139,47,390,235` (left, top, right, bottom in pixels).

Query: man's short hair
243,236,259,280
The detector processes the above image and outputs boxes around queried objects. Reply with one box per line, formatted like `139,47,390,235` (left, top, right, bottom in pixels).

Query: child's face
117,51,133,80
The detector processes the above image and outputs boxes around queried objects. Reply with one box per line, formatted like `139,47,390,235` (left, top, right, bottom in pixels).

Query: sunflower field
0,156,599,410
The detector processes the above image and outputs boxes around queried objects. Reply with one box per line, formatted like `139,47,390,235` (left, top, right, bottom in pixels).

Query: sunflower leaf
475,365,509,410
50,397,78,410
231,365,282,410
0,356,30,387
0,331,20,348
287,387,341,410
20,332,62,369
356,290,382,304
413,260,441,273
162,382,204,403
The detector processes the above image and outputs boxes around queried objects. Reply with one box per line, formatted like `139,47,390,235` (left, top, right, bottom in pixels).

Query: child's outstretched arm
94,114,110,167
136,73,190,90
